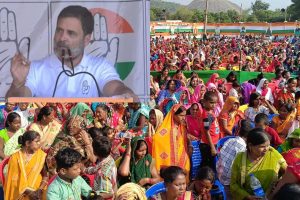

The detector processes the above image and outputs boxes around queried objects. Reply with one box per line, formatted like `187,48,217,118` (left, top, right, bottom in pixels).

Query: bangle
149,178,153,185
125,153,131,157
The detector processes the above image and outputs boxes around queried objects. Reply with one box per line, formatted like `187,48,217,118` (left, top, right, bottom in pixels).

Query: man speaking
6,5,138,100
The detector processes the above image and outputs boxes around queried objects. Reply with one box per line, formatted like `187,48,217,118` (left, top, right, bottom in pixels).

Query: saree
190,84,206,104
272,109,297,141
230,147,287,200
186,103,202,139
152,104,190,176
28,120,62,150
0,128,25,156
4,149,46,200
151,191,193,200
128,104,150,130
119,137,152,186
219,97,244,137
148,109,164,137
256,78,274,104
0,108,9,130
157,80,182,105
278,128,300,153
69,103,93,126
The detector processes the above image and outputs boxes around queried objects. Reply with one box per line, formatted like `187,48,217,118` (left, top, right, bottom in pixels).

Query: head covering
221,96,240,114
129,136,152,184
279,128,300,153
256,78,268,94
115,183,147,200
148,109,164,137
69,103,93,125
206,73,219,87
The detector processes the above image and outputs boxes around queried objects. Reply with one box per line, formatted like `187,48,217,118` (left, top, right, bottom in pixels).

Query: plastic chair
210,179,226,200
190,140,202,180
145,182,166,198
0,157,10,185
216,136,236,152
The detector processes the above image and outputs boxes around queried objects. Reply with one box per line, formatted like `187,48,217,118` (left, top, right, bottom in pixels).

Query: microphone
67,48,75,75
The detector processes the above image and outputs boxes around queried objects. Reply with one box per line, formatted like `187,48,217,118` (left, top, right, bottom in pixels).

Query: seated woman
271,103,298,141
0,112,25,159
157,79,182,105
278,128,300,153
219,96,244,137
147,109,164,137
46,114,95,176
186,103,202,140
256,78,274,104
118,136,161,187
188,167,214,200
93,104,111,129
151,166,192,200
230,128,287,200
115,183,147,200
27,106,62,150
69,103,94,128
4,130,48,200
245,92,276,123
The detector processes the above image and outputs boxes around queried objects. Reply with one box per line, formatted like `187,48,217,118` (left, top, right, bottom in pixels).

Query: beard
54,41,85,61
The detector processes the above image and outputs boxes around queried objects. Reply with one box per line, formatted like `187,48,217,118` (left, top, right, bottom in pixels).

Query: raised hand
85,13,119,67
0,7,30,92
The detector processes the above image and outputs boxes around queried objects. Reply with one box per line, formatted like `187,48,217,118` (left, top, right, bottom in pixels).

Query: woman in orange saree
152,104,191,178
4,130,48,200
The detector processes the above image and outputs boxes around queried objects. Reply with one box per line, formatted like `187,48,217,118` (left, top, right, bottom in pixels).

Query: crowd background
0,33,300,200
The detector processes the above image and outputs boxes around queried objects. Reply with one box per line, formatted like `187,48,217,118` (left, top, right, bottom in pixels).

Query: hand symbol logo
85,13,119,67
0,7,30,91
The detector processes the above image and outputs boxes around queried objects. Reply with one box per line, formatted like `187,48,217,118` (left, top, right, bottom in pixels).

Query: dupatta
152,104,190,174
4,149,46,200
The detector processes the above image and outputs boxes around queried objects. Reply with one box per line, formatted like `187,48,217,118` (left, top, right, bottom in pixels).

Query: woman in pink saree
186,103,203,141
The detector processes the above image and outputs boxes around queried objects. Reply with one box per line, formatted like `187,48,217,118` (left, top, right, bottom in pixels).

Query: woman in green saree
230,128,287,200
0,112,25,159
118,136,161,187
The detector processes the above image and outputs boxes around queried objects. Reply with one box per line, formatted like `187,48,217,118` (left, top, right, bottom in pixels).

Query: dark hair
57,5,94,35
18,130,40,147
5,112,20,128
247,128,270,146
274,183,300,200
189,76,198,87
249,92,260,107
55,147,82,170
174,106,186,115
226,71,237,82
203,91,218,101
87,127,103,140
282,70,290,77
92,136,112,158
279,103,294,113
96,104,110,114
295,91,300,100
257,72,264,80
287,77,296,84
195,167,215,183
135,140,148,154
232,81,240,88
275,68,283,75
160,166,186,183
254,113,269,125
101,126,114,137
237,119,252,138
37,106,53,121
175,69,182,74
150,88,156,96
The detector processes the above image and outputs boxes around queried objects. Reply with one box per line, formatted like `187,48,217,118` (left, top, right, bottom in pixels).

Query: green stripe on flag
115,62,135,80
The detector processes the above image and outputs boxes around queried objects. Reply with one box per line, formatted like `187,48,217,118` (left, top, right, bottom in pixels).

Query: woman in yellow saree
152,104,191,177
271,103,298,141
4,130,48,200
27,106,62,150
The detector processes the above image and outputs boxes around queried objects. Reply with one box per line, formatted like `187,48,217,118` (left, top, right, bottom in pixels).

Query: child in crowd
200,91,220,169
102,126,125,160
188,166,215,200
47,147,95,200
84,136,118,199
255,113,282,147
